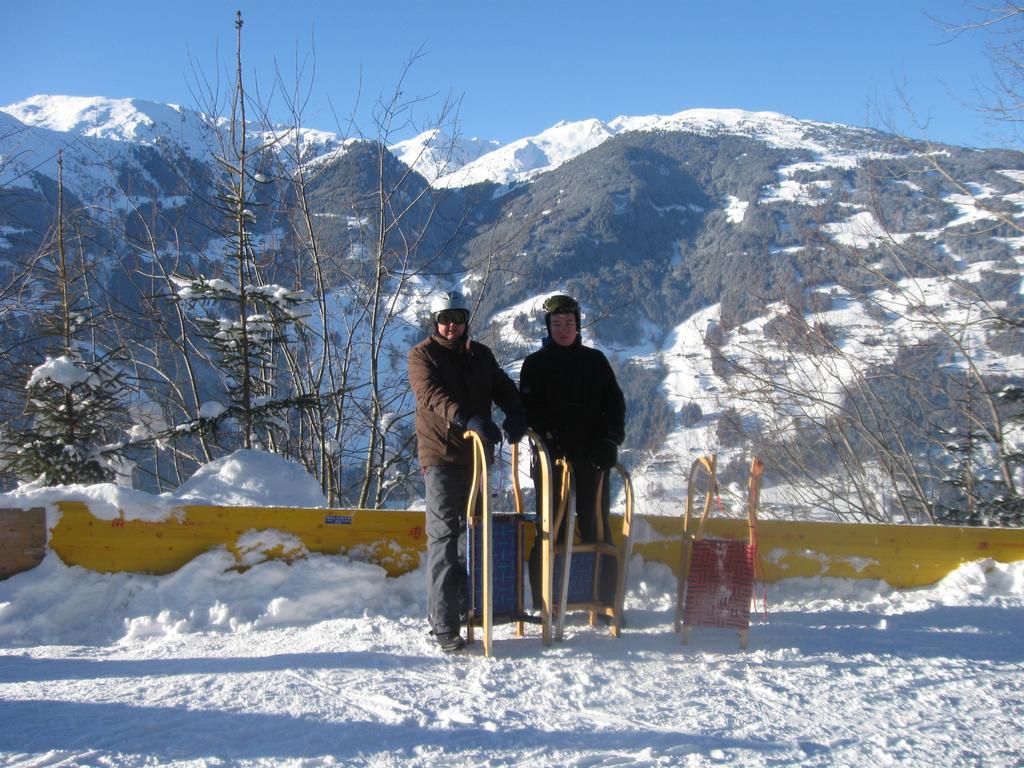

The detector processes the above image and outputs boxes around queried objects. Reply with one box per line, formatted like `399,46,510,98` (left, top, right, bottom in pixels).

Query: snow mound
171,449,327,508
0,545,409,645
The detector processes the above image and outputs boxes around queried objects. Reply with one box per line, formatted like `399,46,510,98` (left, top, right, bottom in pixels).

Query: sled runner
675,455,764,649
515,431,557,645
547,457,636,643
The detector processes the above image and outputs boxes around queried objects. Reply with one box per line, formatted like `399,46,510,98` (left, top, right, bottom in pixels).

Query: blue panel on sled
553,550,596,604
469,515,522,616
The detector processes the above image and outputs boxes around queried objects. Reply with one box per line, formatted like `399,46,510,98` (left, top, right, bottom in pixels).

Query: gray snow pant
424,464,472,635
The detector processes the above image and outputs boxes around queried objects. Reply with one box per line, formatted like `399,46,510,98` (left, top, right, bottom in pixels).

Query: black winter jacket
519,337,626,462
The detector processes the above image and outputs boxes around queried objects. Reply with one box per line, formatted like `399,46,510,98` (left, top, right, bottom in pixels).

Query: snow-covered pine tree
8,351,129,485
994,383,1024,524
171,12,314,452
3,152,132,485
938,382,1024,527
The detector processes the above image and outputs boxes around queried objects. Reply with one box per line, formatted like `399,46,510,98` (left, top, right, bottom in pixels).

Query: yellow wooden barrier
7,502,1023,589
48,501,425,577
630,515,1024,588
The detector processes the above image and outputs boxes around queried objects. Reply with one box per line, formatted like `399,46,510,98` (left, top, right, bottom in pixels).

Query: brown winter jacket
408,332,525,467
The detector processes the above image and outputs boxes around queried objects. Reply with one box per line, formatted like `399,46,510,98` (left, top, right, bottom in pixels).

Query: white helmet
430,290,469,322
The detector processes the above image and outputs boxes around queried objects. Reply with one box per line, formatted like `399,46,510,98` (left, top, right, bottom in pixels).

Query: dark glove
594,438,618,470
466,415,502,446
502,412,527,444
542,432,563,458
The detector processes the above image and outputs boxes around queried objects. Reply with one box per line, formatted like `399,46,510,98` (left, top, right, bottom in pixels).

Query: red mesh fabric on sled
682,538,755,630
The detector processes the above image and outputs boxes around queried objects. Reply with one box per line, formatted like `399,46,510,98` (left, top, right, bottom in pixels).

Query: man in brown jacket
408,290,526,652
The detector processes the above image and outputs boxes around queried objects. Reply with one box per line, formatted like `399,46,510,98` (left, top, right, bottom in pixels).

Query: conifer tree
3,152,131,485
171,12,314,452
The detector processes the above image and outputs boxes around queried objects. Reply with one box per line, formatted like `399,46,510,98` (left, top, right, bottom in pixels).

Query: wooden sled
464,428,554,657
675,455,764,649
546,457,636,643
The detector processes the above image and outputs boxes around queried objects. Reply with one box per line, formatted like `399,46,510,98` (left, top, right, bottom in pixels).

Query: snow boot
432,630,466,653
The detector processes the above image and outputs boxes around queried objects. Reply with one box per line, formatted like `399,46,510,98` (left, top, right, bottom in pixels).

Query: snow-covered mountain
389,128,501,184
5,95,210,146
1,94,1022,522
0,95,875,193
421,108,880,188
0,95,346,199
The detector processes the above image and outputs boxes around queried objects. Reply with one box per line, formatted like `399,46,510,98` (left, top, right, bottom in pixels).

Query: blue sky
1,1,1013,149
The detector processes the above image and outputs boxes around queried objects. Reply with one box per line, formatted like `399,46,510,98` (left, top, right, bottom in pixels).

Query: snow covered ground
1,453,1023,767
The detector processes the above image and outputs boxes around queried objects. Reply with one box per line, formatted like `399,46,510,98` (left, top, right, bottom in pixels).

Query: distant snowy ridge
610,107,873,151
4,94,201,145
2,94,882,194
0,94,348,198
389,128,501,184
430,107,878,188
428,117,617,187
2,94,343,155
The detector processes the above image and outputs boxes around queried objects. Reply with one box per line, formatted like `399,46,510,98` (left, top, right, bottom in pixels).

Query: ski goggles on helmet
436,309,468,325
543,294,579,314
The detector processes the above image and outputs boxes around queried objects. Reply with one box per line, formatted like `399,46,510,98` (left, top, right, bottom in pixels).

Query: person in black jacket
519,293,626,608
